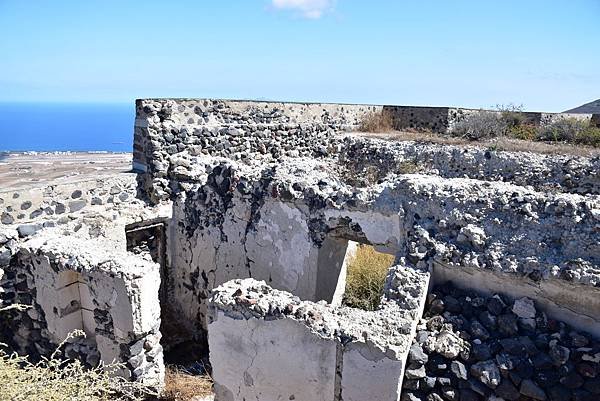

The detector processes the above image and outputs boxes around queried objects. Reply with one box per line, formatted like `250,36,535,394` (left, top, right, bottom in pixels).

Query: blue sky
0,0,598,111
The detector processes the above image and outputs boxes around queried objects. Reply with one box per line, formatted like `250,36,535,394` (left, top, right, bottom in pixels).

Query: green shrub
497,103,527,129
578,125,600,147
343,244,394,311
508,124,537,141
536,118,600,147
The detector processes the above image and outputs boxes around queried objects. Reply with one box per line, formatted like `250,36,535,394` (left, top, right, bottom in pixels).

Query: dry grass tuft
0,330,153,401
160,366,213,401
0,305,155,401
343,244,395,311
358,110,394,132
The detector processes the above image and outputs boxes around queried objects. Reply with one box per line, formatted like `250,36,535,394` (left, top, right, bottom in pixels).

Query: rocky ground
401,283,600,401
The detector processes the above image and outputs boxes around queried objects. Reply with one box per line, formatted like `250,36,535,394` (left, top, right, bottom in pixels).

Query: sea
0,102,134,152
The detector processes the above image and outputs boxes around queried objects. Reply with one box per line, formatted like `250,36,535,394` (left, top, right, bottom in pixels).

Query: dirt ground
0,152,133,191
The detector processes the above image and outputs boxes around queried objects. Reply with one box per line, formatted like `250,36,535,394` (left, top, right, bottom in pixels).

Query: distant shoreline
0,150,132,163
0,150,133,155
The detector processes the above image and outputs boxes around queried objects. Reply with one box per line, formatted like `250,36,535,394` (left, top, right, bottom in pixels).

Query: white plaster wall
87,271,136,338
324,209,402,255
246,200,319,300
341,342,404,401
169,197,323,333
330,241,357,307
208,310,337,401
32,258,92,342
169,196,251,334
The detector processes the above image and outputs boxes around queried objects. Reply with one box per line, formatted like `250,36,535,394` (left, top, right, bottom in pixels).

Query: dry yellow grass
343,244,395,311
160,366,213,401
0,330,152,401
0,305,154,401
358,110,394,132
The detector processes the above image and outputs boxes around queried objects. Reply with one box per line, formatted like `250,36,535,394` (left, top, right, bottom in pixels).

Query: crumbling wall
338,135,600,195
204,164,599,399
0,174,137,226
208,267,430,401
165,155,405,343
0,228,165,386
133,99,379,203
163,140,599,346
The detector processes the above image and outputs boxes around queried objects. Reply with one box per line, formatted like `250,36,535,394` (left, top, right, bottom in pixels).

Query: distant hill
564,99,600,114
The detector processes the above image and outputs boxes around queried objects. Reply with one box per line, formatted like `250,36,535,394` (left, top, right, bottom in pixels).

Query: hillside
564,98,600,113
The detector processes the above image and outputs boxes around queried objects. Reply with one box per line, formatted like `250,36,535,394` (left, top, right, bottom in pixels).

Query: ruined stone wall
133,99,600,206
0,170,168,386
133,99,379,203
0,174,137,227
384,105,599,134
200,162,599,400
0,230,164,385
208,269,430,401
167,156,402,341
338,135,600,195
163,146,599,347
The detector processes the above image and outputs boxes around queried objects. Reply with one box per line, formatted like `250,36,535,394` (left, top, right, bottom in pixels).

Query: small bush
579,126,600,147
343,244,395,311
358,110,394,132
537,118,600,147
508,124,537,141
496,103,526,128
450,111,508,140
0,331,153,401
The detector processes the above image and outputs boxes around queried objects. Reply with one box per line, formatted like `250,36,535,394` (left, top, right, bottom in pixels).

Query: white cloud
271,0,335,19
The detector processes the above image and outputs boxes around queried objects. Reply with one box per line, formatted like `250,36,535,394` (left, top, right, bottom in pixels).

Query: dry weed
343,244,394,311
0,305,154,401
160,365,213,401
358,110,394,132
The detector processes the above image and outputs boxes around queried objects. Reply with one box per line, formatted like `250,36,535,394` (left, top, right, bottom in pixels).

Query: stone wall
384,105,599,134
337,135,600,195
166,154,407,344
0,230,164,386
0,174,137,227
133,99,379,203
0,169,168,387
133,99,600,206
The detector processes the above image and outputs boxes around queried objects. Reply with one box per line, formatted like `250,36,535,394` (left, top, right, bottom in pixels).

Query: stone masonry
0,98,598,400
